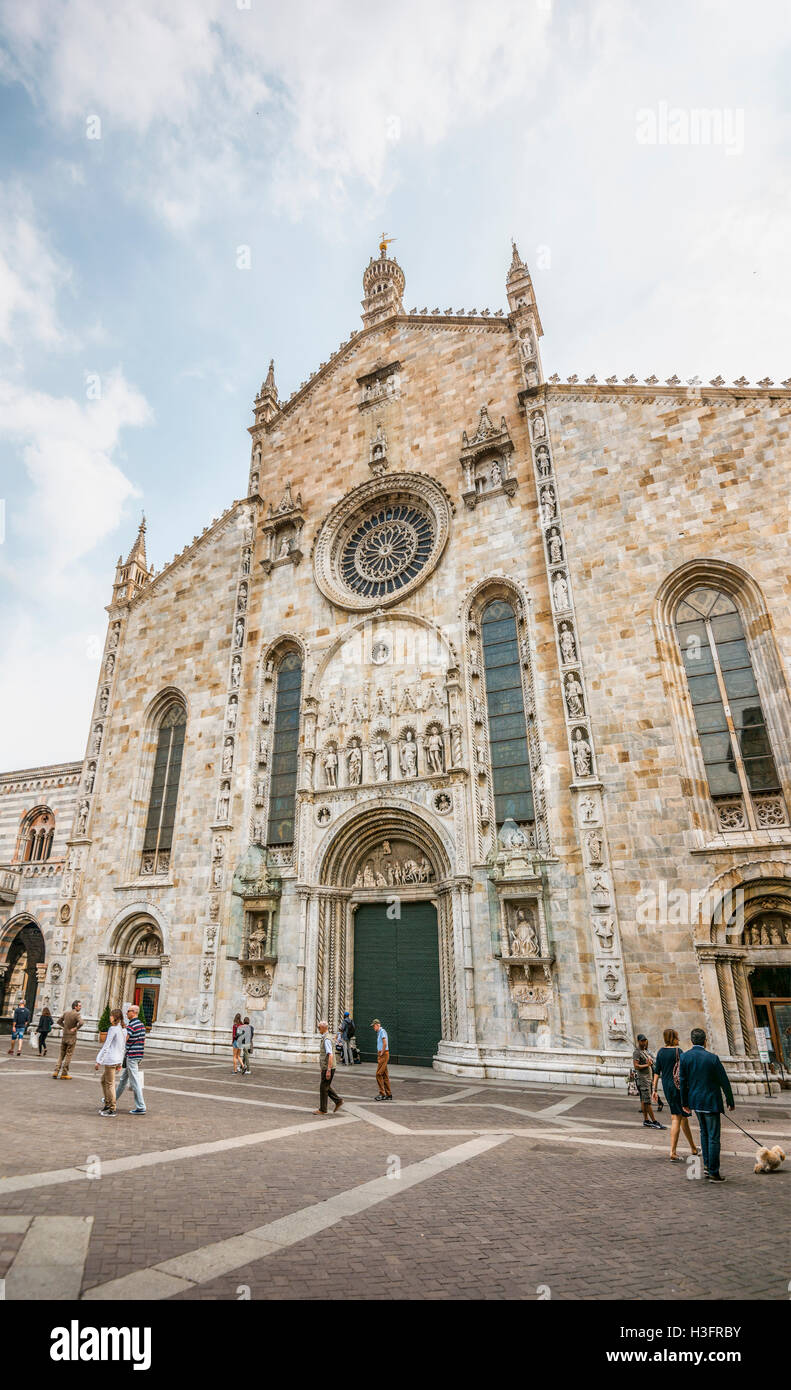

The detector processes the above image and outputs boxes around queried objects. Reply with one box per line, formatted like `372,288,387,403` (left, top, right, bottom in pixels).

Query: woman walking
36,1006,54,1056
232,1013,243,1073
633,1034,665,1130
652,1028,700,1161
95,1009,126,1116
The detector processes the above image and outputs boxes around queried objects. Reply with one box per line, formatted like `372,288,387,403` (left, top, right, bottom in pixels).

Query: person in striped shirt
115,1003,147,1114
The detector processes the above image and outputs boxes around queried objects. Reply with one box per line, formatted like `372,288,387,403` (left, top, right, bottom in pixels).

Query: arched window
675,587,783,829
141,703,186,875
20,808,54,863
267,650,303,847
481,600,534,828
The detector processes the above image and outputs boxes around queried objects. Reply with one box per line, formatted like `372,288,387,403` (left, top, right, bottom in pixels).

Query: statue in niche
372,739,389,782
213,835,225,861
212,864,223,888
76,800,89,835
399,731,418,778
260,698,271,724
231,656,242,689
491,458,502,487
278,534,292,558
109,626,120,649
510,907,540,958
426,731,444,774
540,487,556,526
209,897,220,920
237,583,248,611
255,779,265,806
347,745,362,786
475,742,487,774
227,698,238,730
580,795,597,823
586,829,603,864
594,916,615,952
469,648,479,675
252,819,265,845
265,659,274,679
247,921,268,959
249,473,259,496
323,747,338,787
235,619,245,648
99,688,109,714
217,785,230,821
92,726,103,754
472,695,484,724
222,739,234,773
105,653,115,678
548,530,563,565
552,573,570,612
258,735,269,765
241,549,251,575
572,729,592,778
84,764,96,792
559,623,577,664
531,411,546,439
536,447,551,477
564,674,584,717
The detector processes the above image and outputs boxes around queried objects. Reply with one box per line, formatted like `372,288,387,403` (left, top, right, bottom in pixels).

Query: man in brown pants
372,1019,392,1101
53,1000,83,1079
313,1019,343,1116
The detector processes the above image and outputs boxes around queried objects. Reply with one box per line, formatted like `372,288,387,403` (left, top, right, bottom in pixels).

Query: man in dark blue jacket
679,1028,734,1182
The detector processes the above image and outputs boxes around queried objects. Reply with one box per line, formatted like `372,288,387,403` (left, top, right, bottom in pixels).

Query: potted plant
97,1004,111,1043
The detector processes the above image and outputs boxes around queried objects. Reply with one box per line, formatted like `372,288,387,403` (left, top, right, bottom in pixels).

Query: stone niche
488,820,554,1021
230,844,281,1009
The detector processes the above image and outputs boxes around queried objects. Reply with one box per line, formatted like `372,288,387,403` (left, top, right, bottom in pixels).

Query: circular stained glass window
340,503,435,599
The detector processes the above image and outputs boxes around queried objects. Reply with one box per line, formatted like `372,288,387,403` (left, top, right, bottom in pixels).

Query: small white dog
754,1144,786,1173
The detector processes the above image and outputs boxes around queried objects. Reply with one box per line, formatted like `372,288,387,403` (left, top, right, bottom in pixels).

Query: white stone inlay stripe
82,1135,507,1300
5,1216,94,1301
0,1115,358,1195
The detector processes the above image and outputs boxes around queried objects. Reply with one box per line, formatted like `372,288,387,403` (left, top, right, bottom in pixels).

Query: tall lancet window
141,702,186,875
675,587,782,828
267,651,303,847
481,599,534,827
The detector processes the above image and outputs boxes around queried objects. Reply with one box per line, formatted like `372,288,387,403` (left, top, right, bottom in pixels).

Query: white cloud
0,188,72,348
0,371,150,583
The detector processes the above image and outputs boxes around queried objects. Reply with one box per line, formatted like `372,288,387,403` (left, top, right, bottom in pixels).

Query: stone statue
237,583,248,611
92,727,102,754
372,740,389,782
586,830,603,864
531,411,546,439
217,785,230,821
99,688,109,713
258,735,268,764
222,739,234,772
248,922,267,959
241,549,251,575
536,447,551,476
77,800,89,834
213,835,224,861
347,745,362,785
426,732,444,774
594,917,615,952
323,748,338,787
491,459,502,487
399,731,417,777
475,742,487,773
235,619,245,648
84,764,96,792
278,534,292,558
227,698,238,729
559,623,576,663
260,698,271,724
548,530,563,564
565,674,584,717
540,487,555,526
572,729,592,778
552,573,570,612
580,795,596,823
231,656,242,688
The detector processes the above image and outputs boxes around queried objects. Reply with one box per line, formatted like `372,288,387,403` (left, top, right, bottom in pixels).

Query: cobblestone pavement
1,1049,788,1301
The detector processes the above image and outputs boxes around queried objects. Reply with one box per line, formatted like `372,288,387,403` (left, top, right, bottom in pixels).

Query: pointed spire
124,513,147,569
262,359,277,398
254,359,280,424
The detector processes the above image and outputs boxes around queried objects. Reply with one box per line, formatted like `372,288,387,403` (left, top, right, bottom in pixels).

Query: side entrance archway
0,918,45,1026
353,901,441,1065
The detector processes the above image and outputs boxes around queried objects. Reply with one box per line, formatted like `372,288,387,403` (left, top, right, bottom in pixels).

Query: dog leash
722,1111,764,1146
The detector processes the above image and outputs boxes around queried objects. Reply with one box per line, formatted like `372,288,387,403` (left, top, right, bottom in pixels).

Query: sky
1,0,789,769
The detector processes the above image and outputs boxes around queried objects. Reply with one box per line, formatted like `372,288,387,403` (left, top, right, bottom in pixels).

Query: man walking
372,1018,392,1101
340,1011,356,1066
8,998,30,1056
313,1019,343,1116
115,1003,147,1114
679,1027,735,1182
53,1000,83,1079
237,1018,252,1075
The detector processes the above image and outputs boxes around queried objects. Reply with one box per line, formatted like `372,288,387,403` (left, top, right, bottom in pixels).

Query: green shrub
98,1004,111,1034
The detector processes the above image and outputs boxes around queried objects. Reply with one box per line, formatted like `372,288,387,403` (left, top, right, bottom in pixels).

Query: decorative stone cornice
529,381,791,407
0,763,82,790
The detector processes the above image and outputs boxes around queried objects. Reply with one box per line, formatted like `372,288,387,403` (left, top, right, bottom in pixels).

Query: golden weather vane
379,232,396,256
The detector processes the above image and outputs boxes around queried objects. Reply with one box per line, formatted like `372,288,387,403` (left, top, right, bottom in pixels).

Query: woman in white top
95,1009,126,1116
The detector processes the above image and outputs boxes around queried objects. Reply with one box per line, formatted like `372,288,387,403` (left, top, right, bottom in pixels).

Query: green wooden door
353,901,441,1067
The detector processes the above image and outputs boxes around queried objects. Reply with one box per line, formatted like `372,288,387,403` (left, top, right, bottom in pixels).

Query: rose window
340,504,434,599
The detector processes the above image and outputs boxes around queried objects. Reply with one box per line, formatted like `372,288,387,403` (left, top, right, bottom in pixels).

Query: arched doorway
0,919,45,1025
101,912,166,1030
316,804,457,1066
742,900,791,1078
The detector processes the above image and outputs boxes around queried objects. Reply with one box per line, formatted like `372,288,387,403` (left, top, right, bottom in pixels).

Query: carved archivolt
312,473,452,611
317,801,453,887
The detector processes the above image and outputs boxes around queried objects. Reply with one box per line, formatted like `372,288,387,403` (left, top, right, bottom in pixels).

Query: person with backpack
652,1027,700,1162
7,998,30,1055
36,1006,54,1056
631,1034,665,1130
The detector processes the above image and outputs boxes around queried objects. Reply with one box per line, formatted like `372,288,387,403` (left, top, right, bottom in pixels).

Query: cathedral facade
2,242,790,1091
